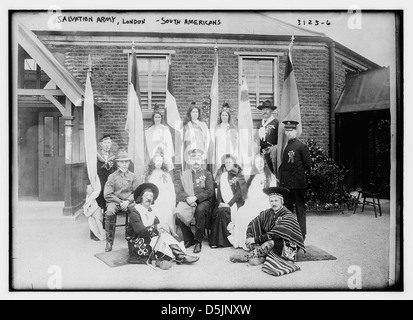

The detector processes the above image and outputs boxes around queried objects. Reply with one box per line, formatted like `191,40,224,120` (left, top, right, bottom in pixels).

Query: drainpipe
328,39,336,160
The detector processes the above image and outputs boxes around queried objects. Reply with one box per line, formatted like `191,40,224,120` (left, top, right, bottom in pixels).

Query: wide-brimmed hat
133,183,159,202
257,100,277,110
116,150,131,161
263,187,290,200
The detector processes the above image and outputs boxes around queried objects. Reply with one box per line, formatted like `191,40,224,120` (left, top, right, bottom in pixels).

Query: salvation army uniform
279,121,312,237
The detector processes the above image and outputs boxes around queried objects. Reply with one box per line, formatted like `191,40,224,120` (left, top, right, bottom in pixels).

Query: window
22,58,50,89
130,55,168,110
239,55,279,110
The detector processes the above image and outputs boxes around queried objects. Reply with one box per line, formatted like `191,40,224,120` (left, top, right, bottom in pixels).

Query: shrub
305,139,358,211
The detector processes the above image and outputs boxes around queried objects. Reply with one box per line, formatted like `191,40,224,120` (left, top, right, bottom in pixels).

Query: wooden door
38,112,65,200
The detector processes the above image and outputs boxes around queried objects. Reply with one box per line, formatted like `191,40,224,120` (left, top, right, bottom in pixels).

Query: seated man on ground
230,187,306,277
126,182,199,268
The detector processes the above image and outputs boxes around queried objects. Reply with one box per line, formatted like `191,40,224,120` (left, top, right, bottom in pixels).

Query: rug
95,248,130,268
296,245,337,262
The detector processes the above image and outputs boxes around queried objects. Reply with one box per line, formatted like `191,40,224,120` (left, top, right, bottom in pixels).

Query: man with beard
230,187,305,277
126,182,199,267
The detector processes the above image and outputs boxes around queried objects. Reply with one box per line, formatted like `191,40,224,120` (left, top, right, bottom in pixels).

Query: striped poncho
246,206,305,277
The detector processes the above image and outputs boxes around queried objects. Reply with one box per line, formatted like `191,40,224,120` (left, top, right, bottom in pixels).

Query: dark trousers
263,152,275,175
176,201,211,243
284,188,307,237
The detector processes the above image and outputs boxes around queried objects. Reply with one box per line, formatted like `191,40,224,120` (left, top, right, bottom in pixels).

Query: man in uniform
85,134,116,241
174,149,214,254
257,100,279,174
103,150,140,252
279,120,312,239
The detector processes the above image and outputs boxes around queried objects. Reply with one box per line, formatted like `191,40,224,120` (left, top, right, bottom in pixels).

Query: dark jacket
126,206,160,240
84,151,117,208
215,171,245,209
259,118,279,151
174,169,214,204
279,138,312,189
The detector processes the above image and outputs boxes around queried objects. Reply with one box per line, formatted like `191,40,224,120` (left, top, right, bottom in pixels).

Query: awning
335,67,390,114
18,23,101,110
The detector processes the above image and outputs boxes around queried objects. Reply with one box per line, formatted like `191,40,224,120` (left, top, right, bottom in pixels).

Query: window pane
24,59,37,71
133,55,167,110
44,117,54,157
242,57,275,109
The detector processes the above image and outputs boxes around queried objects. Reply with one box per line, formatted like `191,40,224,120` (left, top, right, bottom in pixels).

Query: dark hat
221,153,238,165
187,148,204,158
282,120,300,129
133,183,159,202
263,187,290,200
99,134,111,142
257,100,277,110
116,150,131,161
222,101,231,109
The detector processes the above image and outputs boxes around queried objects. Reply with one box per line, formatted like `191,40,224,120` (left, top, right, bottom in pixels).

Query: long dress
228,172,277,250
183,120,210,169
145,124,175,171
147,169,177,234
213,123,238,177
209,171,244,247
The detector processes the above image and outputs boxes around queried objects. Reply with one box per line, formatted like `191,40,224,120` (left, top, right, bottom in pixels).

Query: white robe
147,170,177,234
228,172,277,250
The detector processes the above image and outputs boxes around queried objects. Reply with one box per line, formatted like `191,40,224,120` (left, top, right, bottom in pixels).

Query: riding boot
169,244,199,265
105,215,117,252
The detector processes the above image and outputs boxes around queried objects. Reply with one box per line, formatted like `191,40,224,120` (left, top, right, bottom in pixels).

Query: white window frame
236,52,282,119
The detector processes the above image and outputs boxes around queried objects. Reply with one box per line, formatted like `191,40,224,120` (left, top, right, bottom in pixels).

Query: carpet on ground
95,245,336,268
94,248,130,268
296,245,337,262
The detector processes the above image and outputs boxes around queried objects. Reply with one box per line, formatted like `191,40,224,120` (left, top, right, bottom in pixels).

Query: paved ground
11,199,392,292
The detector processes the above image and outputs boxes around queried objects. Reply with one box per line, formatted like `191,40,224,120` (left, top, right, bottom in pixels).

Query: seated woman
143,151,177,235
228,154,278,250
209,154,244,248
126,183,199,268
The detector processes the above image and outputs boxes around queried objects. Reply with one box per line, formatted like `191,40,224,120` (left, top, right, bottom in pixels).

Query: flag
83,55,105,240
164,63,183,167
84,59,101,197
208,48,219,171
125,51,145,180
238,75,255,177
276,37,302,175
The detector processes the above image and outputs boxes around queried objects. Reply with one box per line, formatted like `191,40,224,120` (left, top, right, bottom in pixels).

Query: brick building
14,11,384,215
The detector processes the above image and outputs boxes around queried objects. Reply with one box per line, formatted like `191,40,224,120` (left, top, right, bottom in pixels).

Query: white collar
136,204,156,227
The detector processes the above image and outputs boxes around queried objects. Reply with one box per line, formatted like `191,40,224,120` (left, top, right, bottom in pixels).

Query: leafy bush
305,139,358,211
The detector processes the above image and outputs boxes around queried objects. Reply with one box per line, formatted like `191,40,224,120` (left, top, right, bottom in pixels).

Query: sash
220,172,238,222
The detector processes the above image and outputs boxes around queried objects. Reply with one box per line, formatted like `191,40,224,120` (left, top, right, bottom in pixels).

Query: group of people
84,99,312,276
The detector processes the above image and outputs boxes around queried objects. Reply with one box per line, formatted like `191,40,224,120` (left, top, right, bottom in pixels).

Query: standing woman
143,152,177,235
145,109,174,171
182,102,210,170
213,109,238,178
228,154,278,250
209,154,244,248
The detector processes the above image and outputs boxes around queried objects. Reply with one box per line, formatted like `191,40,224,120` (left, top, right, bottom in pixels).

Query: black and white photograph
6,0,408,299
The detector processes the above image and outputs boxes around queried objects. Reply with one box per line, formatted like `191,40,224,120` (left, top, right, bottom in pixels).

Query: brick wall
47,40,374,156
